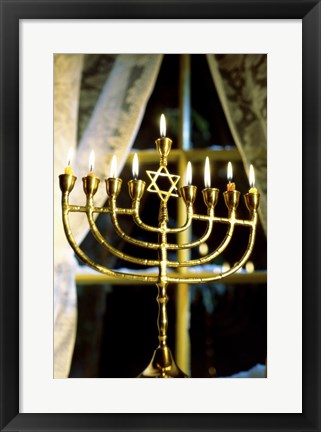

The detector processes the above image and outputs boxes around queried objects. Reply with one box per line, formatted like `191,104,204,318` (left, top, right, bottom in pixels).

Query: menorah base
137,346,188,378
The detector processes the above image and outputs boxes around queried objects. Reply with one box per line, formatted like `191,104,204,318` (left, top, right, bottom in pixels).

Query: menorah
59,115,260,378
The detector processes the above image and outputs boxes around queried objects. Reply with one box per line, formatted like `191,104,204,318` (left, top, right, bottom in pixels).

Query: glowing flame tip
89,150,95,172
67,147,74,166
110,155,117,178
186,161,192,186
227,162,233,181
160,114,166,137
249,164,255,188
132,153,139,179
204,156,211,188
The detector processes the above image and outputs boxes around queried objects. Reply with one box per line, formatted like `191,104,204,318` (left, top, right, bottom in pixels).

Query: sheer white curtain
206,54,267,234
54,54,163,378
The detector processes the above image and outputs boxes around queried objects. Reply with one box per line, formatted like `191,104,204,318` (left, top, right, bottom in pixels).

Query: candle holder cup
59,174,77,194
105,178,122,198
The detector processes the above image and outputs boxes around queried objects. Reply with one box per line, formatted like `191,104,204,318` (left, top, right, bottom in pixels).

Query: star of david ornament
146,166,180,202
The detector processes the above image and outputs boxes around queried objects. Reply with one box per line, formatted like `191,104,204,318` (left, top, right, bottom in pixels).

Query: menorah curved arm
68,204,135,216
132,201,163,233
163,204,193,234
166,220,235,268
61,205,159,282
167,213,258,283
110,210,161,250
166,210,253,251
166,219,213,251
86,209,160,267
132,201,193,235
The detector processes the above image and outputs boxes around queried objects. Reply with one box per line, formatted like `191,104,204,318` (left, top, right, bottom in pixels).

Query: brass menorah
59,115,260,378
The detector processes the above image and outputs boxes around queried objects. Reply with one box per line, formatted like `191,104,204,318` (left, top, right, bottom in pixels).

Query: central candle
160,113,166,137
155,114,172,167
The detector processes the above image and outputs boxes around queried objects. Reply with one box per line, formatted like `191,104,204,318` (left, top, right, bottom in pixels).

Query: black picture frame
1,1,320,431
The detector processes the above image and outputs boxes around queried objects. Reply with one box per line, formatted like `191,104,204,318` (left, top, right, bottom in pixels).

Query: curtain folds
54,54,163,378
54,54,84,379
206,54,267,234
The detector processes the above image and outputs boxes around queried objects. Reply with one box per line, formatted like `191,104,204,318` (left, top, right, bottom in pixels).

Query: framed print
1,1,320,431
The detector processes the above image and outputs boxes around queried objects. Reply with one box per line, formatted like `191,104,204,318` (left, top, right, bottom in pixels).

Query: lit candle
227,161,236,191
106,155,122,198
110,155,117,178
160,113,166,137
128,153,145,201
87,150,95,176
204,156,211,188
180,161,197,205
132,153,139,179
249,164,258,193
64,148,74,175
186,161,192,186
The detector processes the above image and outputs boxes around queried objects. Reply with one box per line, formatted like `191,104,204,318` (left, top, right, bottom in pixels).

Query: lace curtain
206,54,267,234
54,54,163,378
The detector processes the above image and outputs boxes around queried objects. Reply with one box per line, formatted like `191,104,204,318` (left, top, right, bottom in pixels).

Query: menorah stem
137,200,188,378
157,201,169,348
156,282,169,348
158,201,169,224
137,279,188,378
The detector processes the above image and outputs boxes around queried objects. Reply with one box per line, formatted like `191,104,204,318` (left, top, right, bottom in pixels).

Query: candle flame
67,147,74,166
249,164,255,188
89,150,95,172
186,161,192,186
110,155,117,178
160,114,166,137
227,161,233,182
204,156,211,188
132,153,139,179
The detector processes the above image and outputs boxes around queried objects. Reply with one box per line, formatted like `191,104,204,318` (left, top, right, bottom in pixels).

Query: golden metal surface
138,345,188,378
60,138,260,378
75,271,267,285
128,179,146,201
202,187,219,209
83,175,100,197
124,148,241,165
155,137,172,166
105,177,122,198
180,185,197,206
146,166,180,202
